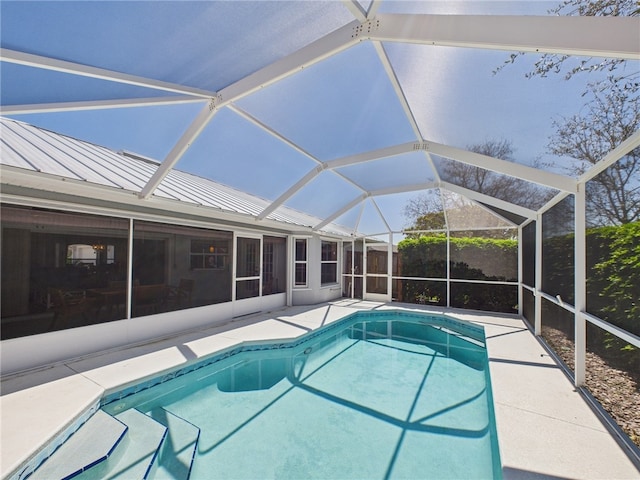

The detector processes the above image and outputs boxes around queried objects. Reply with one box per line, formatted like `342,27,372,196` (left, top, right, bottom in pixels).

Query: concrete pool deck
2,300,639,479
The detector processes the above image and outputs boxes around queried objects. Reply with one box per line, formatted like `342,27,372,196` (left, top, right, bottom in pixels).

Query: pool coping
2,300,639,480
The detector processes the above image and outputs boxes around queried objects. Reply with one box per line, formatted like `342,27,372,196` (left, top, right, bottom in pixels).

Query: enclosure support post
350,239,355,299
126,218,134,320
518,225,523,318
446,228,451,308
535,213,542,336
286,235,293,307
388,233,394,302
574,184,587,387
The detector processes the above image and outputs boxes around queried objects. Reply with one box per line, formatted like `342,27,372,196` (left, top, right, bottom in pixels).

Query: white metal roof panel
5,120,123,187
1,121,84,180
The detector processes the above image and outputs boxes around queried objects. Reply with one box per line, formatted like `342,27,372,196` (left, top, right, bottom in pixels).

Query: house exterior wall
291,235,343,306
0,201,344,375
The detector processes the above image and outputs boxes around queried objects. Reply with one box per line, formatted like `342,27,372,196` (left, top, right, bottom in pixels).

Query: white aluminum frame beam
315,193,368,231
372,41,423,141
6,11,635,234
257,165,325,221
258,140,431,221
518,225,523,317
342,0,367,22
578,129,640,184
423,141,577,193
535,213,543,336
368,182,439,197
1,96,205,115
371,197,392,233
537,191,571,216
230,107,368,222
574,182,587,387
371,39,444,188
367,0,383,19
266,133,553,230
370,14,640,60
326,140,575,192
352,202,366,235
441,181,536,220
139,99,217,199
0,48,217,98
140,20,363,203
314,182,439,233
585,311,640,350
218,20,362,106
326,142,414,169
228,105,319,164
229,103,386,223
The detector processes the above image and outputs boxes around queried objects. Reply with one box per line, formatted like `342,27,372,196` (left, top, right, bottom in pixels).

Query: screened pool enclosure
1,0,639,450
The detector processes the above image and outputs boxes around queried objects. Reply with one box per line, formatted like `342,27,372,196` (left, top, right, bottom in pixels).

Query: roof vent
120,150,161,165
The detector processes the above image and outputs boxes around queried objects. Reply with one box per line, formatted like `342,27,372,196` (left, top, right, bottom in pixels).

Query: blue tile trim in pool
12,401,101,480
101,309,485,408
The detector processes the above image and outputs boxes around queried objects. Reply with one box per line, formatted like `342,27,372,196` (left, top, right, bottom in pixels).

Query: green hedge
542,221,639,371
543,221,640,337
397,235,518,312
590,222,640,333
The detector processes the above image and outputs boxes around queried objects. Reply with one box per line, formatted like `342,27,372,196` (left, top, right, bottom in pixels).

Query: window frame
293,237,308,289
234,234,262,300
320,239,339,286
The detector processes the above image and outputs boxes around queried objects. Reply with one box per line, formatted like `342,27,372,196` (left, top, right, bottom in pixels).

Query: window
1,205,129,339
366,240,388,295
190,240,228,270
136,222,232,311
321,240,338,285
342,239,363,299
294,238,307,287
67,244,115,266
263,236,286,295
236,237,261,299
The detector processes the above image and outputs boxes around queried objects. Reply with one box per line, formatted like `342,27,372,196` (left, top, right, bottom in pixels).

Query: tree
548,78,640,225
533,0,638,89
495,0,639,225
403,190,445,233
439,139,552,209
440,139,515,196
404,139,554,234
494,0,639,91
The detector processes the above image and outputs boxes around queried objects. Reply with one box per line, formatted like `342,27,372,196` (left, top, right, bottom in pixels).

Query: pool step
75,408,167,480
28,409,127,480
147,408,200,480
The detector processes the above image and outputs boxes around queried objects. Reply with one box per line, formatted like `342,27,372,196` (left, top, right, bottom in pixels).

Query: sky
1,0,630,235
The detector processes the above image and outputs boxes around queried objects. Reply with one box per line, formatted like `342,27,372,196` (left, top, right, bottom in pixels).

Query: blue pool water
102,311,502,479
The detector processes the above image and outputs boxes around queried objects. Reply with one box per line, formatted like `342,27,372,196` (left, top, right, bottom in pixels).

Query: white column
574,184,587,387
127,218,134,319
446,228,451,308
388,233,394,302
518,225,523,317
286,236,293,307
350,239,355,298
363,238,368,299
535,214,542,336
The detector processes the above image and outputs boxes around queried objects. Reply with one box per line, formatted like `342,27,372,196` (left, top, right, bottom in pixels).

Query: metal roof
0,117,354,235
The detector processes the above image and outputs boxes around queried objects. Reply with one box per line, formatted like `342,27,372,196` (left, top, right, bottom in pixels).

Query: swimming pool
77,311,502,479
